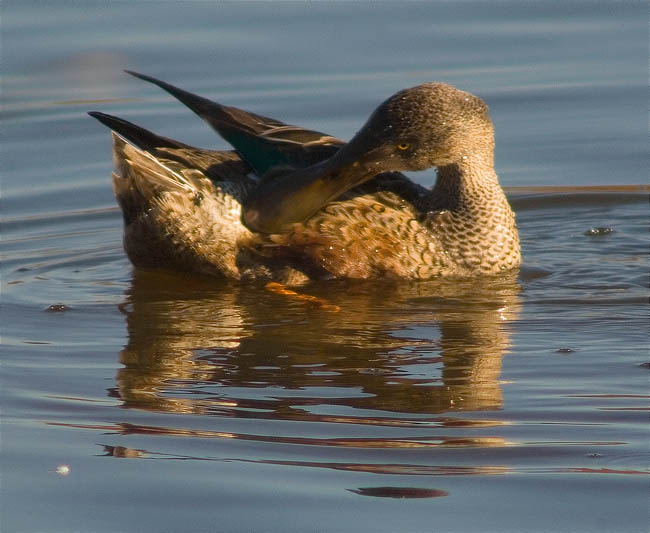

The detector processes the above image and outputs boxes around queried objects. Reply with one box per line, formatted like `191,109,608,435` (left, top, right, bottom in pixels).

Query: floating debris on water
45,304,70,312
102,445,148,458
555,347,576,354
584,227,615,236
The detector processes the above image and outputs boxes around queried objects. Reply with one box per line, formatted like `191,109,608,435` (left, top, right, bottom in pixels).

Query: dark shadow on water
348,486,449,499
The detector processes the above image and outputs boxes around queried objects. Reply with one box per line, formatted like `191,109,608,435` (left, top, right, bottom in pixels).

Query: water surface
2,2,648,532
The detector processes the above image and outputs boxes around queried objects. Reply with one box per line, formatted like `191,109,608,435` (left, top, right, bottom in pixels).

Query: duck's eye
397,143,411,151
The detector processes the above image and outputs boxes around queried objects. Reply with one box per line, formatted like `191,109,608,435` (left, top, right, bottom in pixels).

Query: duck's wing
124,71,344,175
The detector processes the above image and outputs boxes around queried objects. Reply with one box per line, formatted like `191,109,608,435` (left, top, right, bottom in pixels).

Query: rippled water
2,2,648,532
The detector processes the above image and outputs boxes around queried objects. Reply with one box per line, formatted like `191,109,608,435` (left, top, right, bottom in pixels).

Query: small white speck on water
54,464,70,476
462,155,468,160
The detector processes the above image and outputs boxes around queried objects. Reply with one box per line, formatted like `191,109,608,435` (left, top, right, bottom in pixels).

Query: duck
89,71,520,284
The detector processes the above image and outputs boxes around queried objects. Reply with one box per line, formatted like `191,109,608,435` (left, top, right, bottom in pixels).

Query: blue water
2,2,648,532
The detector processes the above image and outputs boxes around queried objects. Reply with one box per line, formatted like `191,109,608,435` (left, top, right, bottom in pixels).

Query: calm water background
2,2,648,532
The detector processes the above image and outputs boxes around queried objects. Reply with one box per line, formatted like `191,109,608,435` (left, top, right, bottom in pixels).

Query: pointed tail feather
124,70,287,136
88,111,189,152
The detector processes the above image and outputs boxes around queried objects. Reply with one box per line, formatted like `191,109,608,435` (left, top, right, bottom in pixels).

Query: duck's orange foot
265,282,340,312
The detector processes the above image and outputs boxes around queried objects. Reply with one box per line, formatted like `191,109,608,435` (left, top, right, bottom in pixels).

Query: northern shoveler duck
89,72,520,284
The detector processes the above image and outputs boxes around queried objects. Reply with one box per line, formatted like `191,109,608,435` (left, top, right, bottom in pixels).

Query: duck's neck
428,152,499,211
422,152,521,273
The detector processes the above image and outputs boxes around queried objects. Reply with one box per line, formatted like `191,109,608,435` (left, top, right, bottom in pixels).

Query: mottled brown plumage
90,75,520,284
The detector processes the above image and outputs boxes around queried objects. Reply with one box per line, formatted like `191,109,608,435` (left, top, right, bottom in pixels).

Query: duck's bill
241,144,388,234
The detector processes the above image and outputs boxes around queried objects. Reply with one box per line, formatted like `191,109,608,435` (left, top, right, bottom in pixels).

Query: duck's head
341,82,494,172
243,83,494,234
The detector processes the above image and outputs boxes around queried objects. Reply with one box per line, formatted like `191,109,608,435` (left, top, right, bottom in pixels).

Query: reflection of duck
115,272,521,416
90,72,520,282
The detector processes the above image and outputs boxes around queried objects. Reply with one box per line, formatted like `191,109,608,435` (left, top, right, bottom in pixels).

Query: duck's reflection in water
113,270,521,424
